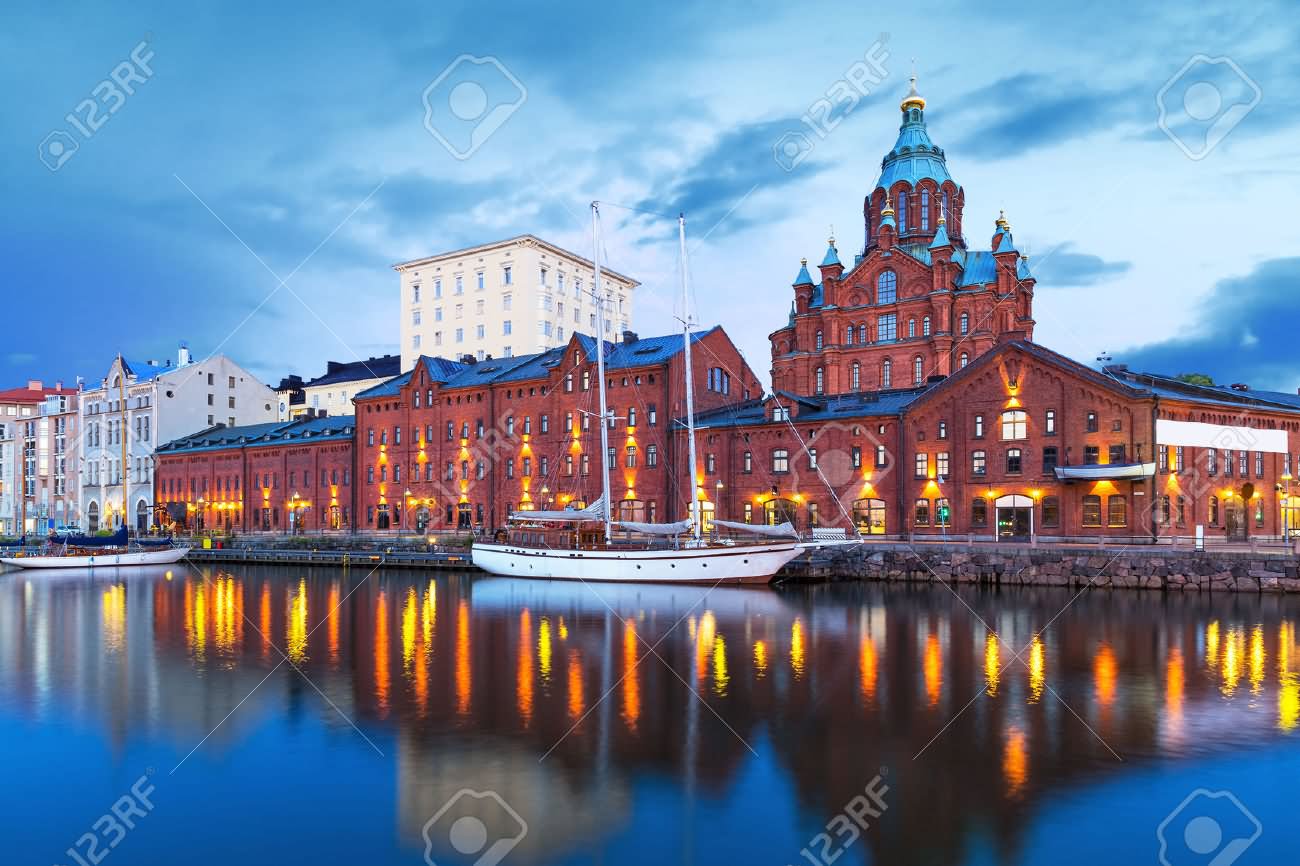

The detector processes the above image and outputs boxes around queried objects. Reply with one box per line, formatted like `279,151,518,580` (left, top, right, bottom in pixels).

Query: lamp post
715,480,724,521
1281,473,1294,543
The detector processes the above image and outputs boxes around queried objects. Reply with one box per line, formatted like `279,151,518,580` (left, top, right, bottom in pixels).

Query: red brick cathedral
771,77,1035,396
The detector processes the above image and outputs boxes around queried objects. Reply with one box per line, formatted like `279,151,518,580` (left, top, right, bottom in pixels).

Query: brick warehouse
153,416,356,532
352,328,761,532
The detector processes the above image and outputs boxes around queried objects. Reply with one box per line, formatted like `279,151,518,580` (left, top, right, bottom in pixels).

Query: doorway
994,494,1034,541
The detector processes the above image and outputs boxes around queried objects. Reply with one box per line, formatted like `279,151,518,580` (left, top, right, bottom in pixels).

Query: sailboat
471,205,810,584
0,356,190,571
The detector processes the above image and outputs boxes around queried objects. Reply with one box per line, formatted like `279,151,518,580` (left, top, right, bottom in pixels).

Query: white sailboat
472,205,808,584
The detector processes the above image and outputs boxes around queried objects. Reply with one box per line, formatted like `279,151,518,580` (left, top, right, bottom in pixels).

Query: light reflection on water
1,566,1298,865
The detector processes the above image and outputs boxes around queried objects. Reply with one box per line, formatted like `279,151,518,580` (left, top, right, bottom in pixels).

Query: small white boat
1,545,191,570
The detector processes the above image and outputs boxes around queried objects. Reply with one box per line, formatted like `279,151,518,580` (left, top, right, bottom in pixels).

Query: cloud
950,73,1143,159
1032,242,1131,286
1119,257,1300,390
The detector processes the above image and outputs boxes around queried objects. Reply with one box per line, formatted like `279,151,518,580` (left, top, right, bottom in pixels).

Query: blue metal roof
955,251,997,287
810,283,824,306
792,261,814,286
354,355,469,399
820,243,841,268
156,417,356,455
693,387,927,430
123,358,178,382
875,107,955,192
929,220,952,249
304,354,401,388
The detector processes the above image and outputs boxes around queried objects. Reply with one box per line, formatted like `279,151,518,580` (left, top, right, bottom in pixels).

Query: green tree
1176,373,1215,386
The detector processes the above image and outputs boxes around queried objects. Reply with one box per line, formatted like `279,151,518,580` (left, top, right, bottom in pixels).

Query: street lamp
1280,473,1294,541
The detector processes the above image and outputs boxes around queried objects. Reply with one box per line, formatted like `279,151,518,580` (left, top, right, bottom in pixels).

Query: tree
1176,373,1215,386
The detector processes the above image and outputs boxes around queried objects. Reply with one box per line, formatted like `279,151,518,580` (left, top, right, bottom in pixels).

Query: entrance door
457,503,472,529
994,494,1034,541
1224,496,1247,540
853,498,887,535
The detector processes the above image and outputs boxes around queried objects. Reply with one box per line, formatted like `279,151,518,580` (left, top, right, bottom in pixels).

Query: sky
5,0,1299,393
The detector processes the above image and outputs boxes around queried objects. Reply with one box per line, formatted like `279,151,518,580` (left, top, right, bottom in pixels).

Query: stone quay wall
800,543,1300,593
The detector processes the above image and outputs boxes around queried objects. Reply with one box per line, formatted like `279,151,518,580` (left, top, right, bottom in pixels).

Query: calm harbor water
1,565,1297,866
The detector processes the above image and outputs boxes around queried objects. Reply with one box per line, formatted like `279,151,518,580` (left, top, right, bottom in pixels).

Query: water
1,566,1296,866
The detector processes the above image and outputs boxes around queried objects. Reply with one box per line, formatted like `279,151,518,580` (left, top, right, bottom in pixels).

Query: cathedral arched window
851,362,861,391
881,359,892,389
960,312,970,335
814,367,825,395
815,330,824,350
920,189,930,231
959,352,969,369
845,325,854,346
897,192,908,232
876,270,897,305
858,324,868,345
942,190,951,223
923,316,931,336
913,356,925,386
908,318,916,338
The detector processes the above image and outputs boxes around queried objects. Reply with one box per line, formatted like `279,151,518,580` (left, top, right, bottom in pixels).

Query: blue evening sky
5,1,1297,390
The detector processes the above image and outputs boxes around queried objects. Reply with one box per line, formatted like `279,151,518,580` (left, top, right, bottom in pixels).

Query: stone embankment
790,543,1300,592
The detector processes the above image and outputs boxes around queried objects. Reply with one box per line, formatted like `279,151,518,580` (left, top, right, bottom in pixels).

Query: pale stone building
395,235,639,369
79,345,276,531
0,381,80,535
274,354,401,420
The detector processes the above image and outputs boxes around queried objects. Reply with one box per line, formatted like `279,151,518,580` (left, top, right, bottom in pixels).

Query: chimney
54,380,63,390
622,330,638,344
461,354,477,365
1230,383,1250,392
26,380,41,391
178,341,192,366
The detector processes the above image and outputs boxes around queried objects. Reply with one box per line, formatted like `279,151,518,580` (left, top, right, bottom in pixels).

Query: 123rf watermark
55,772,156,866
774,35,891,172
789,771,889,866
38,39,156,172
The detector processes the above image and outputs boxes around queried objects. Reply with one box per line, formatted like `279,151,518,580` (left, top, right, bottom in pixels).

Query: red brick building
153,415,356,532
769,78,1035,397
352,328,760,532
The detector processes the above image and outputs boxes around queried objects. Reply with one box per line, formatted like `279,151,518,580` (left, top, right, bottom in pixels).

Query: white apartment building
0,381,80,536
395,235,639,369
79,345,277,531
274,354,401,420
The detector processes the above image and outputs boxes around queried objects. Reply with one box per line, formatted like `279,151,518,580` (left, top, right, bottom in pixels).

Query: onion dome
929,214,952,249
875,74,953,191
992,210,1017,253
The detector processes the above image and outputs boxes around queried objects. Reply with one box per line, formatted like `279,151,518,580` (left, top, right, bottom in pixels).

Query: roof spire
901,66,926,111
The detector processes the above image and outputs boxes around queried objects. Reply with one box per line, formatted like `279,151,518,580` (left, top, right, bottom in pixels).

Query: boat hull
0,546,192,570
470,541,803,584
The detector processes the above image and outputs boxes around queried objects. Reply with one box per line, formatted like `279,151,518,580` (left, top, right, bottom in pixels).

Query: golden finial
881,194,895,216
801,257,808,265
900,70,926,111
996,209,1009,229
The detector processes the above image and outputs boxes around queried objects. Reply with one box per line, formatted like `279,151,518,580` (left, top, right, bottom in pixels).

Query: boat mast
591,202,614,544
679,215,701,541
118,355,129,534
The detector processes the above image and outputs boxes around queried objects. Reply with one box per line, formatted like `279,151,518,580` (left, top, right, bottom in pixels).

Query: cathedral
769,77,1037,396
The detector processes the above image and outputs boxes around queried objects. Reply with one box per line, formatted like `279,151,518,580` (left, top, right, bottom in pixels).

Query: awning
1053,462,1156,482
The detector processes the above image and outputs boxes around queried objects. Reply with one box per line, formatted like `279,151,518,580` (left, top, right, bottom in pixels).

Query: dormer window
772,407,790,422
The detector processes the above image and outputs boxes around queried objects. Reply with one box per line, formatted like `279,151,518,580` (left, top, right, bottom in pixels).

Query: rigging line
594,200,679,221
765,389,867,537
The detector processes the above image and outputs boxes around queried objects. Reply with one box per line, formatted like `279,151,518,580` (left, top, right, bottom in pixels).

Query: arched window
845,326,854,346
1209,496,1220,526
959,352,970,368
908,318,916,338
815,330,823,350
898,192,908,232
881,359,892,389
913,356,924,386
814,367,825,395
920,189,930,231
960,312,969,335
922,316,931,336
851,362,861,391
876,270,897,304
858,323,868,344
942,190,950,223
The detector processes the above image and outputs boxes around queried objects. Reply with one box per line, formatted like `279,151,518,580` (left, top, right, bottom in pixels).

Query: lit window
1000,410,1027,440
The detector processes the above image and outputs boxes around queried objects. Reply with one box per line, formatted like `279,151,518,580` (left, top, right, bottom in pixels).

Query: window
1207,447,1218,475
772,449,790,473
434,278,442,298
1082,495,1102,527
1045,409,1056,435
1240,451,1248,477
1109,444,1127,464
851,362,861,391
1177,495,1187,527
898,193,907,232
503,265,512,285
1085,412,1098,433
815,330,824,350
1224,449,1234,477
959,312,969,335
936,452,950,478
908,318,916,338
1042,496,1060,527
1159,495,1172,526
914,453,929,478
877,314,897,343
1042,446,1058,473
922,316,931,336
1256,451,1265,478
1158,444,1169,472
1112,418,1123,432
455,275,463,294
971,449,987,475
914,498,930,526
852,446,862,468
1006,448,1023,474
845,326,854,345
1209,495,1220,526
742,450,753,473
920,189,931,231
859,324,868,344
412,283,421,303
912,356,924,386
648,404,657,426
646,444,658,467
1000,410,1027,440
606,447,617,470
974,414,984,438
814,367,825,395
935,497,950,527
959,352,969,369
1084,445,1100,464
876,270,897,304
971,498,988,527
1107,495,1127,527
937,420,947,440
1176,446,1185,472
881,360,892,389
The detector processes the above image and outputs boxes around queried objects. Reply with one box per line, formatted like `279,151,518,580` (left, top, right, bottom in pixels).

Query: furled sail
614,518,695,536
509,494,607,522
712,519,799,539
